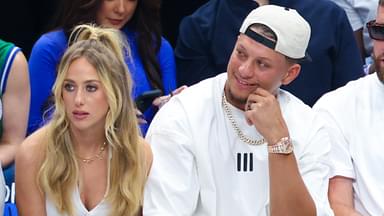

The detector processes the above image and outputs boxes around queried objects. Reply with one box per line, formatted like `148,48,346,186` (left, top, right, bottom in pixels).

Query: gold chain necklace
222,92,266,145
77,142,107,164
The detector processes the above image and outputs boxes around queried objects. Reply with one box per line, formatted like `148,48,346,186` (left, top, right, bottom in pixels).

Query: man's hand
244,88,289,145
152,85,188,108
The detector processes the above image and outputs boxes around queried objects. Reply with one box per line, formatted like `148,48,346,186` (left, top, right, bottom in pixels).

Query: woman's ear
281,63,301,85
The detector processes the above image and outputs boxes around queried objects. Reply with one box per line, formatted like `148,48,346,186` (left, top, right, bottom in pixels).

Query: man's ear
281,63,301,85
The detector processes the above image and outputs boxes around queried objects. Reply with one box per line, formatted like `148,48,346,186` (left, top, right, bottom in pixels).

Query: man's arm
143,100,199,215
245,88,316,216
329,176,363,216
0,51,30,167
268,152,316,216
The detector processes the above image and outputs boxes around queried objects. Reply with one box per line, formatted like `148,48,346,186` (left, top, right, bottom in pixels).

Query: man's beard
374,53,384,84
224,82,247,109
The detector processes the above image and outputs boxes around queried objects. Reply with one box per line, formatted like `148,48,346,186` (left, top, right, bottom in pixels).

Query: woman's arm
15,128,47,216
0,51,30,167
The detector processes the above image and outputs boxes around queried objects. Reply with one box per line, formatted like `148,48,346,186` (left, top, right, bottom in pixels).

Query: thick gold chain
222,92,266,146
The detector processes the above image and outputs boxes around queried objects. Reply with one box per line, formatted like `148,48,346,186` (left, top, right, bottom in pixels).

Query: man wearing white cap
144,5,333,216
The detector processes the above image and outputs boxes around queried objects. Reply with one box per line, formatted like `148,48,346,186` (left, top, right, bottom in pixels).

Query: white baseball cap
239,5,311,61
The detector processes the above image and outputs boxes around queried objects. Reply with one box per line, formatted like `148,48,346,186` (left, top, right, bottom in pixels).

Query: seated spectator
16,24,152,216
0,39,30,199
175,0,365,106
313,1,384,215
144,5,333,215
330,0,377,63
28,0,180,135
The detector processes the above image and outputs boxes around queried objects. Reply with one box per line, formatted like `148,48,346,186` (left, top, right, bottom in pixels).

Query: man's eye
257,60,270,69
64,83,75,91
237,50,245,57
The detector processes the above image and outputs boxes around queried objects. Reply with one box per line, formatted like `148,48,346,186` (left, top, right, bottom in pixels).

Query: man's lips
235,75,257,88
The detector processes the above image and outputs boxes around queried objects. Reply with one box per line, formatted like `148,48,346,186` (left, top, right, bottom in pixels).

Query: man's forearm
331,203,363,216
269,153,316,216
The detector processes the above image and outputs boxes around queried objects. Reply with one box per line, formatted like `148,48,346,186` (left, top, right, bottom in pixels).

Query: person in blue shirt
28,0,178,135
175,0,366,106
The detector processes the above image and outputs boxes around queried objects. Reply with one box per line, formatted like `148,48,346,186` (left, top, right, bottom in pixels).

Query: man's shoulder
316,75,375,106
177,73,226,104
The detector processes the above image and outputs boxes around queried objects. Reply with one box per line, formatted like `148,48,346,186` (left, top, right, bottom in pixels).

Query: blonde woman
15,24,152,216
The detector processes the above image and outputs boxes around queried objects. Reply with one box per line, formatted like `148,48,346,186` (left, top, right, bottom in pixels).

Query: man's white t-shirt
144,73,333,216
314,73,384,215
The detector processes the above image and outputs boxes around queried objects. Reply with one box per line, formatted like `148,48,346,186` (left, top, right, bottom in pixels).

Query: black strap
244,28,276,50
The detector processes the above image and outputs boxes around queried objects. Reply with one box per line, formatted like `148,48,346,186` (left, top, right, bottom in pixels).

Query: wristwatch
268,137,293,154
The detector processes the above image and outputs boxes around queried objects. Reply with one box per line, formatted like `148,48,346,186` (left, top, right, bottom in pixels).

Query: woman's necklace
77,141,107,164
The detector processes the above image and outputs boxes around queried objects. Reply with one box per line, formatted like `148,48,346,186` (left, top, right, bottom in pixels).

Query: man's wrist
268,137,293,154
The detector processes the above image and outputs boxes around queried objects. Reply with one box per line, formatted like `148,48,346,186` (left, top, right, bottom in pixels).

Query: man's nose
238,60,254,78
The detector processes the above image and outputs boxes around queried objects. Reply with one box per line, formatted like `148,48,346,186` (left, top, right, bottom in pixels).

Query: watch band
268,137,293,154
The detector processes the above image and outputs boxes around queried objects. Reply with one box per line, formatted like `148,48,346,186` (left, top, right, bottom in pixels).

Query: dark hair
380,0,384,6
53,0,164,92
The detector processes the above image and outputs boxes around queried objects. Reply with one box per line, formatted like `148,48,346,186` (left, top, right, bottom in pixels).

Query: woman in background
28,0,180,135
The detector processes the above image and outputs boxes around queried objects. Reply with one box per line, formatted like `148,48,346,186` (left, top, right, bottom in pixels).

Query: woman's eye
86,85,98,92
64,83,75,92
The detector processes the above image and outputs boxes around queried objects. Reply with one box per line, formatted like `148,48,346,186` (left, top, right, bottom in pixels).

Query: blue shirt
28,28,176,135
175,0,365,106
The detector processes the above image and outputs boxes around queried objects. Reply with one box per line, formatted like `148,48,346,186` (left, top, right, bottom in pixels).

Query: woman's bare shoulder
16,126,49,164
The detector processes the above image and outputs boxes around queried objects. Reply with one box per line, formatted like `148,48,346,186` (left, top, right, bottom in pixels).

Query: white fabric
0,163,5,214
144,73,333,216
313,73,384,216
46,149,112,216
46,187,110,216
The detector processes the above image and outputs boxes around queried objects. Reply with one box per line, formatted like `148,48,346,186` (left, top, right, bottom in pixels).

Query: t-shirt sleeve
313,94,355,179
295,114,335,216
143,99,199,215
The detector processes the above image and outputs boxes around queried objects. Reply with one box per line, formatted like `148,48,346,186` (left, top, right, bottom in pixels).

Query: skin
16,57,153,215
62,57,109,134
96,0,138,29
328,5,384,216
225,32,316,216
0,51,30,168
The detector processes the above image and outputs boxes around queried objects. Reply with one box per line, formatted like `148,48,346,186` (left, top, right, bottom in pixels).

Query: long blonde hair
38,24,146,216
